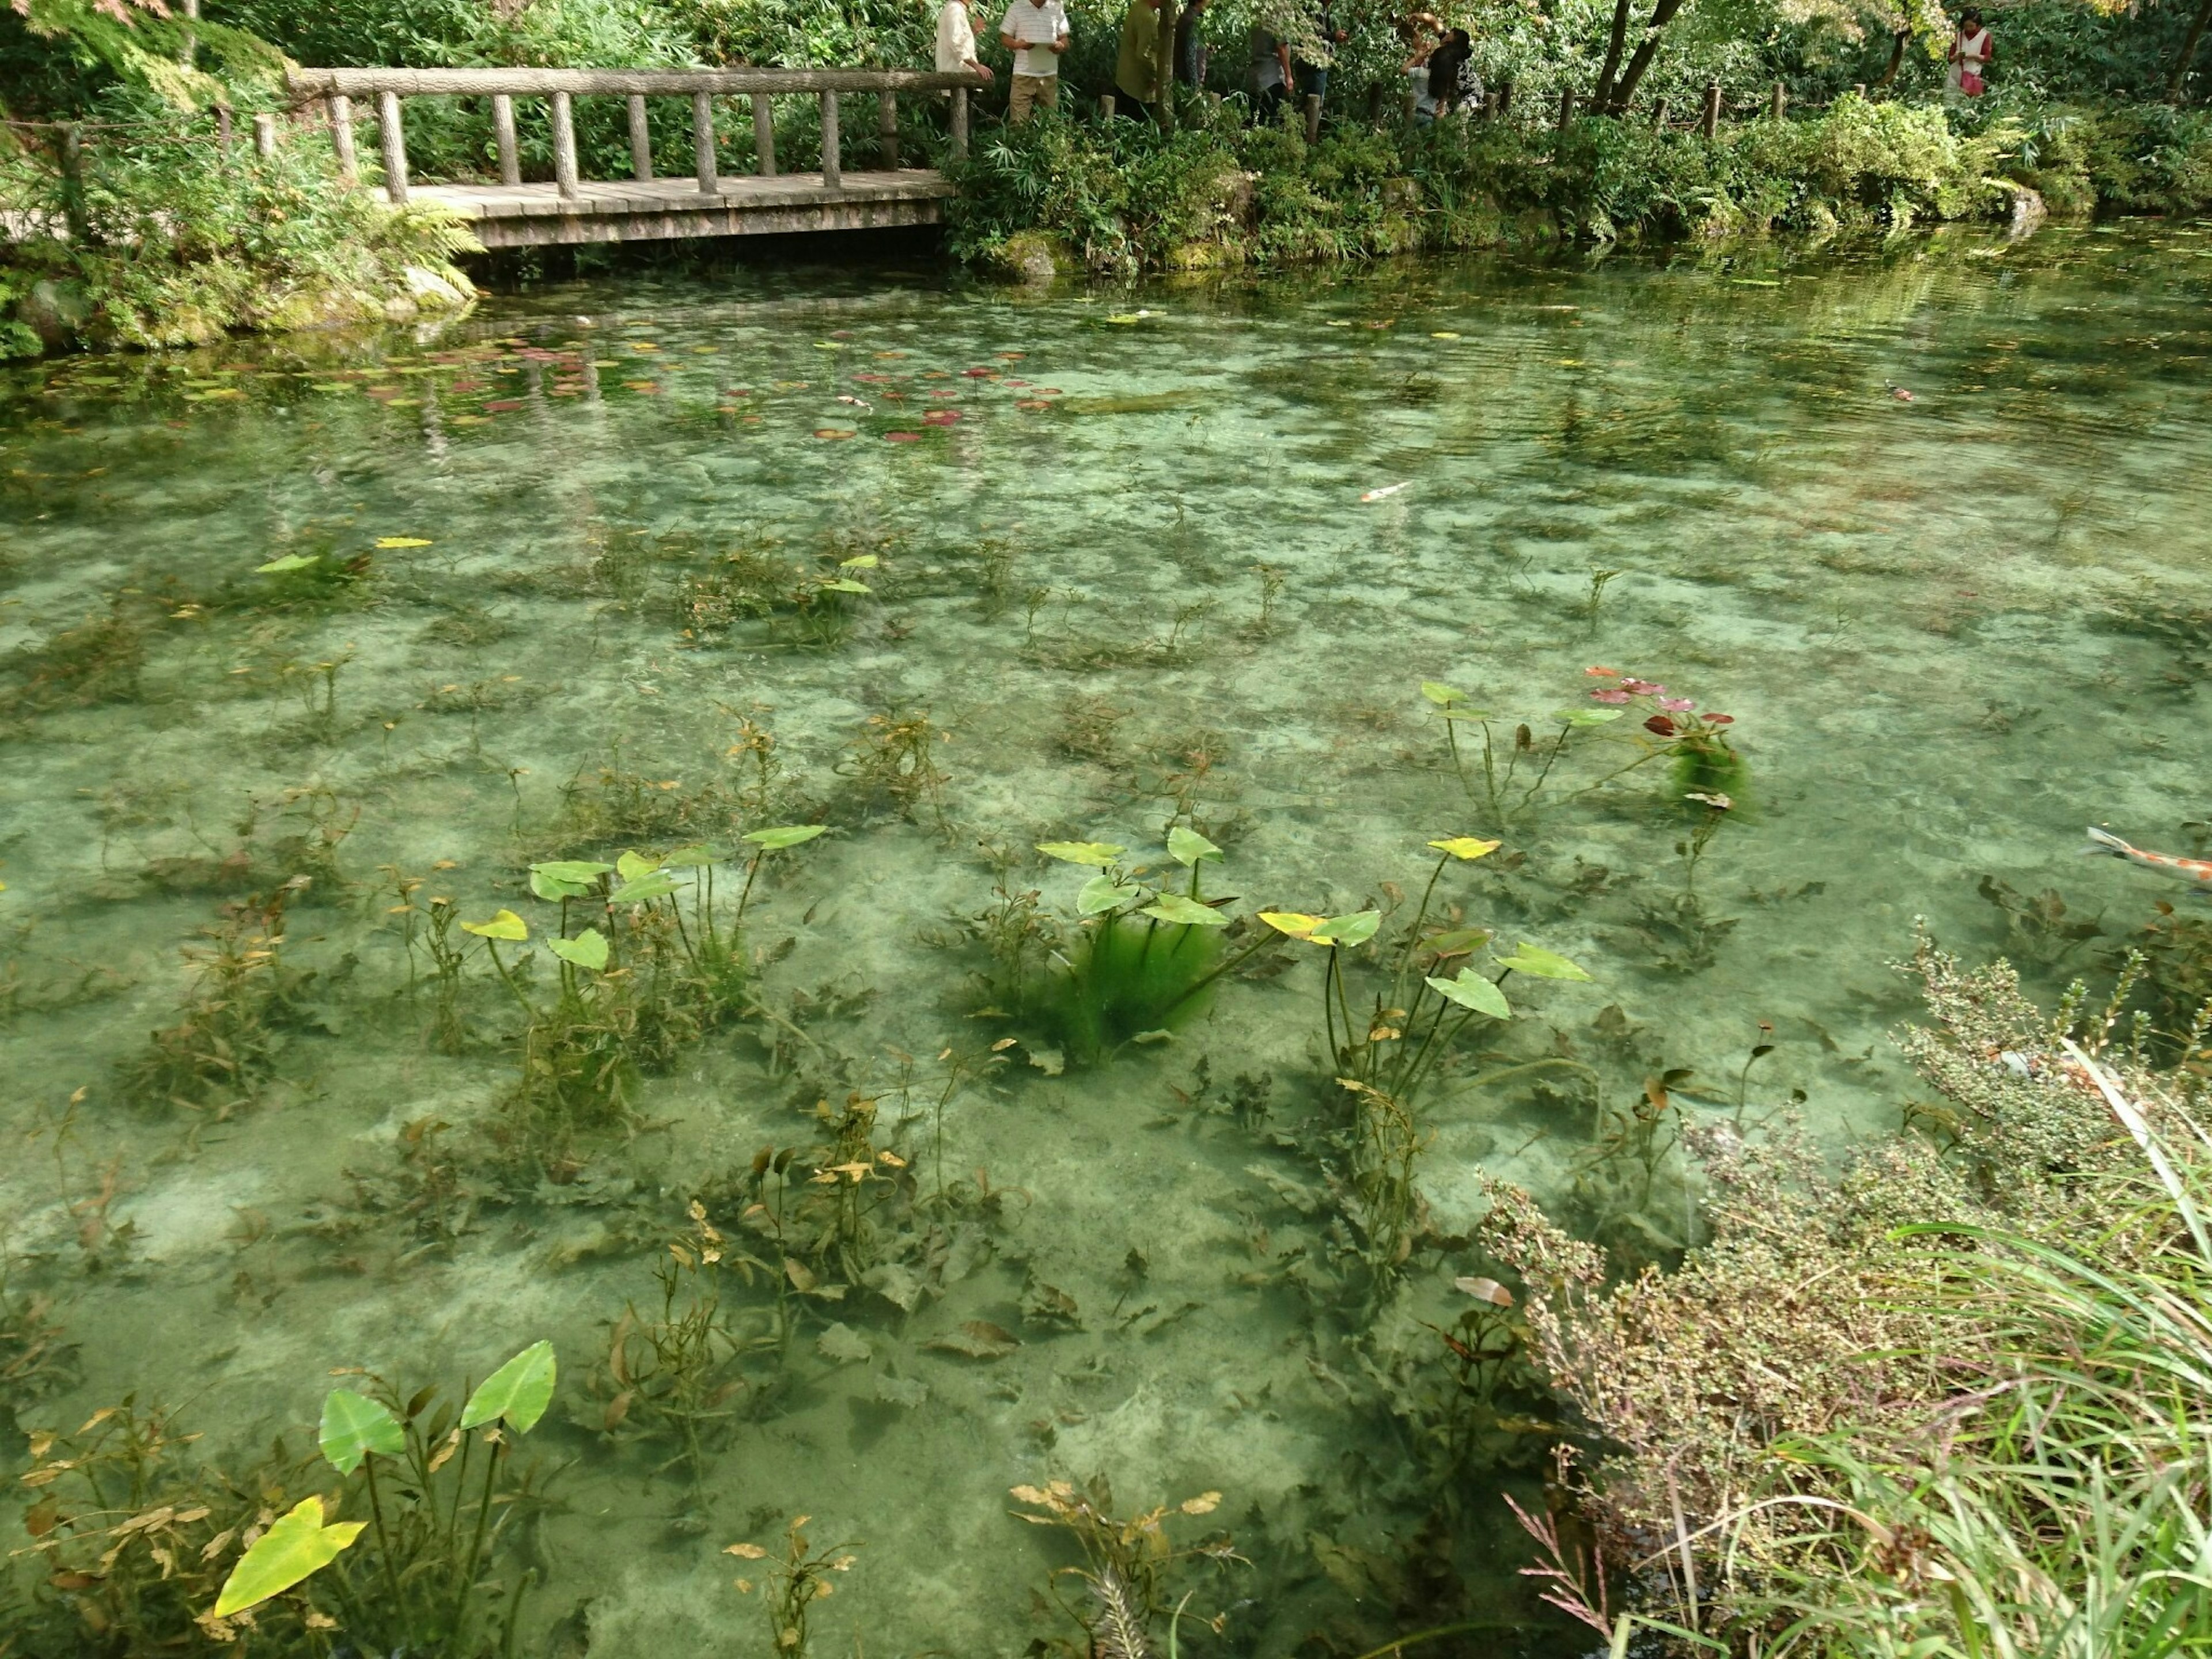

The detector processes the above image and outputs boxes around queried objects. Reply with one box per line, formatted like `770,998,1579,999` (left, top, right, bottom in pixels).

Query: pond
2,219,2210,1657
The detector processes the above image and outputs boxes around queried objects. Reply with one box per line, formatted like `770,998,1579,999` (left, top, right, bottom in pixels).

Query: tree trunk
2171,0,2212,101
1874,28,1908,88
1606,0,1685,114
1590,0,1635,113
1155,0,1180,131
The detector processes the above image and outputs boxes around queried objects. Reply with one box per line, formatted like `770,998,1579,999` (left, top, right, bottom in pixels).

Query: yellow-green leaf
1494,942,1593,982
374,536,433,548
1311,911,1381,947
1166,827,1221,866
548,928,609,971
1419,681,1466,707
1141,893,1229,927
256,554,318,574
319,1389,403,1476
1037,841,1124,868
210,1496,365,1618
460,909,527,941
1425,970,1512,1019
744,824,827,851
1258,911,1325,940
1427,836,1502,862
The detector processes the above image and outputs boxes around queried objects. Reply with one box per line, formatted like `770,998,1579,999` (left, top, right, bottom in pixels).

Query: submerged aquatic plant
1019,829,1275,1067
725,1516,861,1659
1008,1478,1241,1658
1421,681,1625,833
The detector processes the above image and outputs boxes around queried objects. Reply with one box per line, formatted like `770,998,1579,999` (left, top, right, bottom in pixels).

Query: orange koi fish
2083,826,2212,893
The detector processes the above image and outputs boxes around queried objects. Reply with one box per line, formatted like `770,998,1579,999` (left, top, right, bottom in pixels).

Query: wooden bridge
285,66,984,247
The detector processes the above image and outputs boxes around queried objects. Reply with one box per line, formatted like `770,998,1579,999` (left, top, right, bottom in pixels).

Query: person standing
1947,9,1993,97
1251,20,1294,122
1291,1,1349,116
1115,0,1162,114
935,0,996,82
999,0,1070,122
1426,26,1479,115
1175,0,1207,86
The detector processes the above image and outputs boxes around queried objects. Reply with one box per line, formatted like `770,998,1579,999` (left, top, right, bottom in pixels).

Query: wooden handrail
287,66,983,98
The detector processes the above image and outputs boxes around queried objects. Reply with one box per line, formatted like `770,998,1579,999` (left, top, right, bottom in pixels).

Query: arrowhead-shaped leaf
460,909,527,941
1141,893,1229,927
1425,970,1512,1019
660,843,720,868
1166,827,1221,867
529,860,611,900
1554,707,1626,728
615,851,661,882
256,554,319,574
1419,681,1466,706
1258,911,1325,940
210,1496,365,1618
319,1389,403,1476
459,1340,556,1433
1494,942,1593,982
1427,836,1502,862
1078,876,1143,915
1036,841,1124,868
548,929,609,971
1311,911,1381,947
744,825,827,851
608,873,680,904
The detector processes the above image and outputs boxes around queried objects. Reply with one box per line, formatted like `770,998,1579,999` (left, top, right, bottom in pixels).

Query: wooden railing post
551,89,580,198
217,103,234,164
1556,86,1575,130
693,90,719,193
751,93,776,175
627,93,653,179
1770,79,1786,120
1099,92,1116,121
327,93,357,183
1303,91,1321,142
1701,79,1721,138
376,90,408,203
59,122,86,242
1496,79,1514,116
950,85,968,160
819,89,840,187
878,90,899,168
1650,95,1668,129
492,93,521,185
252,112,276,159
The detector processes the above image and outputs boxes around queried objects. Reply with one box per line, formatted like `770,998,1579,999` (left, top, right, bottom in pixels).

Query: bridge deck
408,169,955,247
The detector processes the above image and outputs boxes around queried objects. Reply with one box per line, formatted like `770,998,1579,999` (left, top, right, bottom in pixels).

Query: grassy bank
948,93,2212,276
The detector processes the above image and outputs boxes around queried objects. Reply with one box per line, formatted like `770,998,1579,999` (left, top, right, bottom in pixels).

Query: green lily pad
744,825,827,851
459,1339,556,1434
1166,826,1222,866
608,872,680,904
615,851,662,882
1037,841,1125,868
548,928,609,971
1141,893,1229,927
1419,681,1468,706
319,1389,403,1476
1494,942,1593,982
1425,969,1512,1019
1078,875,1143,915
460,909,527,941
1311,911,1381,947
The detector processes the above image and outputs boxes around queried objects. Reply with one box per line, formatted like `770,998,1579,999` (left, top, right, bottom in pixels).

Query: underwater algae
0,224,2210,1654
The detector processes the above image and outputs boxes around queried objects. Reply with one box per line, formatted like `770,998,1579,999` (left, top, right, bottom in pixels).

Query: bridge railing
285,66,987,203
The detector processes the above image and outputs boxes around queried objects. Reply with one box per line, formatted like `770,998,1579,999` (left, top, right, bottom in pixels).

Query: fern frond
1088,1567,1153,1659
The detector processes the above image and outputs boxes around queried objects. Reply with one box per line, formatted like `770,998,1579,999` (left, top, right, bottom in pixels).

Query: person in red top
1948,9,1993,97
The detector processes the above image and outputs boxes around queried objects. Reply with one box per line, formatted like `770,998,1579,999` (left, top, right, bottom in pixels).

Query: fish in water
1360,482,1414,503
2082,825,2212,894
1888,385,1915,402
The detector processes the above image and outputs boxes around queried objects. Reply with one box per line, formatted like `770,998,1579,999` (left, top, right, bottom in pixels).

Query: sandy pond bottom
2,222,2211,1656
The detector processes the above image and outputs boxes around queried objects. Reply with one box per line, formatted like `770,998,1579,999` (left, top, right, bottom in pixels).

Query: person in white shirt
997,0,1070,122
935,0,995,82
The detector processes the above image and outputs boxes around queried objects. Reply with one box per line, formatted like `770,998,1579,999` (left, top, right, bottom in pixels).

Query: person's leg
1010,73,1038,122
1036,74,1059,112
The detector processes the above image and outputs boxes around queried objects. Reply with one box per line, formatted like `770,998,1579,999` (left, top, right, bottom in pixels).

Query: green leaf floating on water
460,909,527,941
1166,826,1221,866
1141,893,1229,926
210,1495,365,1618
744,824,827,851
1078,875,1143,915
319,1389,403,1475
615,850,661,882
530,859,611,900
819,578,872,594
1037,841,1124,868
255,554,319,574
1493,941,1593,981
660,843,720,868
459,1339,556,1433
1419,681,1467,707
1310,911,1381,947
1425,969,1512,1019
1552,707,1626,727
548,928,609,971
608,873,680,904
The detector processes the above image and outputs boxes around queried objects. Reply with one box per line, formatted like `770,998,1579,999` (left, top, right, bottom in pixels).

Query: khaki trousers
1009,73,1059,122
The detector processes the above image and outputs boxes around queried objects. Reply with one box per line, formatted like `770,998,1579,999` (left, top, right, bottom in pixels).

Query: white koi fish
1360,482,1414,503
2083,825,2212,895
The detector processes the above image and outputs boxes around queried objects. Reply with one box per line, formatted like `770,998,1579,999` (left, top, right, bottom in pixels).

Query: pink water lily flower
1623,679,1665,696
1590,688,1632,704
1658,697,1695,712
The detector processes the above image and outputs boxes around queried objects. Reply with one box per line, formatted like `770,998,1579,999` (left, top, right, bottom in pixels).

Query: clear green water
3,221,2211,1655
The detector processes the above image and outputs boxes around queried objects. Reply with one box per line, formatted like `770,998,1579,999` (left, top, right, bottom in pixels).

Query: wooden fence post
878,90,899,168
376,91,407,203
1496,79,1513,115
1401,89,1416,123
1303,92,1321,142
627,93,654,179
1556,86,1575,130
551,89,580,198
820,89,840,187
492,93,521,185
950,85,968,161
693,90,719,193
1099,92,1116,121
252,112,276,159
217,103,234,164
1770,79,1786,119
751,93,777,175
1650,94,1668,128
1700,79,1721,138
328,93,357,184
